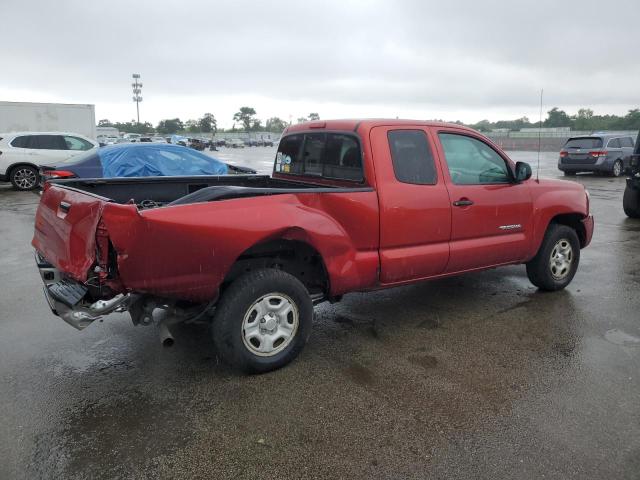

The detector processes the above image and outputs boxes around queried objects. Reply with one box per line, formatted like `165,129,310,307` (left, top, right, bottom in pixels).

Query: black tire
211,269,313,374
9,165,39,191
563,171,576,176
526,224,580,291
611,160,623,177
623,186,640,218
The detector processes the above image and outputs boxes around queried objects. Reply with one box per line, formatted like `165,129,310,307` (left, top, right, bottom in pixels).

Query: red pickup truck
33,119,594,373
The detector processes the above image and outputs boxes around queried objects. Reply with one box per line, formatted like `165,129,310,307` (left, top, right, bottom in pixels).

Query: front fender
528,180,590,258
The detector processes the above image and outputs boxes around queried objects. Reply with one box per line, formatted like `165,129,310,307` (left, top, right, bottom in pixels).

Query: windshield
564,137,603,149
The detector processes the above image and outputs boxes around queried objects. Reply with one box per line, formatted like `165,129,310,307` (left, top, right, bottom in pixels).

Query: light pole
131,74,143,124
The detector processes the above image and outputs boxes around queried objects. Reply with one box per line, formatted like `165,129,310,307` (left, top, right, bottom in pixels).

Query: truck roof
284,119,476,135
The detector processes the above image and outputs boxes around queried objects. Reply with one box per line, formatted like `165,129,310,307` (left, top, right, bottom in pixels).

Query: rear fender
102,195,379,302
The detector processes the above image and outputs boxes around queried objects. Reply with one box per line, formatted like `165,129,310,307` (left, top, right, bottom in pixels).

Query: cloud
1,0,638,126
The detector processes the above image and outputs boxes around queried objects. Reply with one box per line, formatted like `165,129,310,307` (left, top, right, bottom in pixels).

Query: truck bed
49,174,346,207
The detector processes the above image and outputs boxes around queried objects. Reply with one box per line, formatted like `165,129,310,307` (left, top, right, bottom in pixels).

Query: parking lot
1,149,639,479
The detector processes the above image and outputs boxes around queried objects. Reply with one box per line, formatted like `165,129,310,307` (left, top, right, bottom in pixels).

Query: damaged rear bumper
35,251,131,330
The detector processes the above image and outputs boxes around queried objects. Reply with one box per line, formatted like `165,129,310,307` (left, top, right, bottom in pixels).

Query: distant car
188,138,206,151
263,139,274,147
151,136,167,143
122,133,142,142
0,131,98,190
139,136,153,143
230,139,245,148
39,143,256,182
215,139,227,147
558,134,636,177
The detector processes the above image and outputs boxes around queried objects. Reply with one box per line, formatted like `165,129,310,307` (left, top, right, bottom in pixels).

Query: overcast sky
1,0,638,128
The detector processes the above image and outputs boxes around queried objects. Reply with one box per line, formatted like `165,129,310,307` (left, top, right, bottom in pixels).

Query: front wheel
10,165,39,190
623,186,640,218
211,269,313,373
526,224,580,291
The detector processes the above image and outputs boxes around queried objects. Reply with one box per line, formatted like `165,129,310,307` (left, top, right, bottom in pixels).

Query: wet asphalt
0,149,639,479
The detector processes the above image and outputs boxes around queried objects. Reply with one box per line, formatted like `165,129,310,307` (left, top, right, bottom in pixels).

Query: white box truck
0,101,96,140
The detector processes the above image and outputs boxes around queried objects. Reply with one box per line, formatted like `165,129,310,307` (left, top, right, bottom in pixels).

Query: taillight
589,150,607,157
44,170,76,179
559,151,568,157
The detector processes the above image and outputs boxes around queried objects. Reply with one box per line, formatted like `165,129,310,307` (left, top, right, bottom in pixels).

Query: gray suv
557,133,636,177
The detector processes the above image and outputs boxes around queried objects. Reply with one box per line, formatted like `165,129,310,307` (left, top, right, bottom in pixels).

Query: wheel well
222,239,329,297
550,213,586,247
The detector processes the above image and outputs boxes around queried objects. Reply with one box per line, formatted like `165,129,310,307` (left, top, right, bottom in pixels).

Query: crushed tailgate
32,186,108,281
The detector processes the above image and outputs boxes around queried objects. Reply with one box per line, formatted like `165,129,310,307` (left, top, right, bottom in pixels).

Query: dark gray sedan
558,133,636,177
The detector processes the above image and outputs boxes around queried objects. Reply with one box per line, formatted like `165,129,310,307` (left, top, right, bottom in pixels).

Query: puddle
408,354,438,370
604,329,640,347
345,362,376,386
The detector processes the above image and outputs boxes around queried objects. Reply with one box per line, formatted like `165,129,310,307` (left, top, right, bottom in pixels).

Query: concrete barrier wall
485,130,638,151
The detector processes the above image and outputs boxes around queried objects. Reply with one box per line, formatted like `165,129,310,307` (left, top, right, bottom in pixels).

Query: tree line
98,108,321,135
99,106,640,135
469,108,640,132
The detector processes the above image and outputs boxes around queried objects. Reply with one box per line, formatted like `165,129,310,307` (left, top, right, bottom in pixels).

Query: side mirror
515,161,532,182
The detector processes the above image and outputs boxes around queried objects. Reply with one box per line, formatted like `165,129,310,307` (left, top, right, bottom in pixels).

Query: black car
623,131,640,218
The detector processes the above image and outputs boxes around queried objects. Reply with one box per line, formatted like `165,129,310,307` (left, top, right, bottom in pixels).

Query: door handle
453,199,474,207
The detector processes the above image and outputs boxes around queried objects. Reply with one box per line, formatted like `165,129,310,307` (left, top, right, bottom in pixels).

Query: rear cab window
275,132,363,182
564,137,603,149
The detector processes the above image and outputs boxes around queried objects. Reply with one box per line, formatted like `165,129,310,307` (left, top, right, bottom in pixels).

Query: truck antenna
536,88,544,182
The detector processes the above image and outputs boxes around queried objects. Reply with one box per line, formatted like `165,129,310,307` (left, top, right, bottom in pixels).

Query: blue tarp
100,144,228,177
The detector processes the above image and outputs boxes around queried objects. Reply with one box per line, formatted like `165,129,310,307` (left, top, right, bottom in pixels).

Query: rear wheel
211,269,313,373
612,160,623,177
623,186,640,218
10,165,39,190
526,224,580,291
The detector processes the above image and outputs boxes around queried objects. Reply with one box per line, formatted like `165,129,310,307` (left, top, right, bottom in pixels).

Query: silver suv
0,132,97,190
558,133,636,177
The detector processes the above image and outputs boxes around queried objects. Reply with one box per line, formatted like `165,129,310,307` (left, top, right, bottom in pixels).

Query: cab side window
438,133,511,185
388,130,437,184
